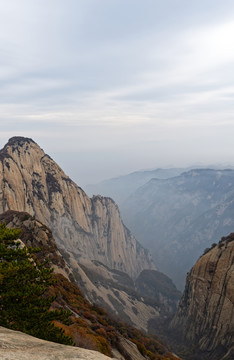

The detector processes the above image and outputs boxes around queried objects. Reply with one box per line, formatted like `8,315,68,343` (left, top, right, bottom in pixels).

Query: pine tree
0,223,73,345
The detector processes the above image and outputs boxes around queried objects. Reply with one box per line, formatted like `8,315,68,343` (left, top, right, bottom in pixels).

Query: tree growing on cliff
0,223,73,345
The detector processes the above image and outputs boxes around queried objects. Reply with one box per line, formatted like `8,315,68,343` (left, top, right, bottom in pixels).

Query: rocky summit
0,137,180,332
0,136,155,278
170,234,234,360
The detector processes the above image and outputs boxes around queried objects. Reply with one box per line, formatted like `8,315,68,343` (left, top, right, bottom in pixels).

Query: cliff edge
170,234,234,360
0,136,155,278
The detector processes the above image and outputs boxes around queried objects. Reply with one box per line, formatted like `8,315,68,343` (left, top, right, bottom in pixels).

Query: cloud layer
0,0,234,184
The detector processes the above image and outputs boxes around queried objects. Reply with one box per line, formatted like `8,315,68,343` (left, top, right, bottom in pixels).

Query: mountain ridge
0,136,155,279
120,167,234,289
0,136,179,331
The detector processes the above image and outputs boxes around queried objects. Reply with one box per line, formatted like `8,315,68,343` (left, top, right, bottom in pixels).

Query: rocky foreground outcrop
0,136,155,279
1,326,173,360
0,326,116,360
170,234,234,360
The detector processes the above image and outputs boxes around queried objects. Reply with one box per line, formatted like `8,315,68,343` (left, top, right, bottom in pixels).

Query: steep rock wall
170,234,234,360
0,137,155,278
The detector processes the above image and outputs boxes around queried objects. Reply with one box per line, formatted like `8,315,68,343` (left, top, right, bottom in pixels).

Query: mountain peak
6,136,36,147
1,136,45,162
0,136,156,280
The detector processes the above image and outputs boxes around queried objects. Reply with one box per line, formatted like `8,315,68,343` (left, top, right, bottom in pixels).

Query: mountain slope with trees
0,211,180,360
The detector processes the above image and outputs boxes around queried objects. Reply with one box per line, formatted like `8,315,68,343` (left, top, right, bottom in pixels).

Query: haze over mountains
0,136,233,360
88,167,234,290
1,1,234,359
85,168,187,205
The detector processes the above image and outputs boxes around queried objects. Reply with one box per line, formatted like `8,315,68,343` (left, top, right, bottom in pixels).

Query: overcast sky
1,0,234,186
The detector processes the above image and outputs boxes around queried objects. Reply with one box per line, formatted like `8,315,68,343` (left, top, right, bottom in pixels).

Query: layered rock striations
0,136,155,279
170,234,234,360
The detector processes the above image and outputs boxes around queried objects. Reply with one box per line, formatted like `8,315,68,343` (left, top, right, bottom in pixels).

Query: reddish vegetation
50,273,179,359
0,210,179,359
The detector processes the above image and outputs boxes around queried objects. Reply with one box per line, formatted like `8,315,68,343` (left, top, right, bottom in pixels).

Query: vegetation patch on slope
0,211,180,360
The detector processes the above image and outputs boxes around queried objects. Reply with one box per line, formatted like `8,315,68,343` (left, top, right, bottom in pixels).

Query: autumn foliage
0,219,178,359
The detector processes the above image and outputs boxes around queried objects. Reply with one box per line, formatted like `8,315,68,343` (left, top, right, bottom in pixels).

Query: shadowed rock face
0,326,116,360
0,136,155,279
170,234,234,360
135,270,181,313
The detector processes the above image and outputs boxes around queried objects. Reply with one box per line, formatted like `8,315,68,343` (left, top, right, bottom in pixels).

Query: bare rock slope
0,326,116,360
170,234,234,360
0,136,155,278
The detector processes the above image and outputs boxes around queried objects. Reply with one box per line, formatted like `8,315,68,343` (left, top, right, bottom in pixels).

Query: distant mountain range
121,168,234,289
1,136,233,360
87,167,234,290
85,168,187,204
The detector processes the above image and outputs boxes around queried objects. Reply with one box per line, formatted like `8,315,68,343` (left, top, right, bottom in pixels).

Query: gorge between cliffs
0,136,233,360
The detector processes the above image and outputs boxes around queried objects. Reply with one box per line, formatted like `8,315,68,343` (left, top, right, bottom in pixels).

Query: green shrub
0,223,73,345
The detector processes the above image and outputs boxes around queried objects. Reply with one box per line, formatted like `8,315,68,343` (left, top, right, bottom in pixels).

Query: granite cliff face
170,234,234,360
0,136,155,279
0,138,182,332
